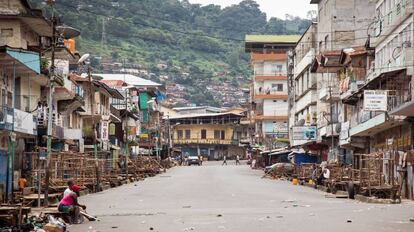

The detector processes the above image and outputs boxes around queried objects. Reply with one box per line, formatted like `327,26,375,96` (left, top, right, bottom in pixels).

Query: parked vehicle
187,156,201,166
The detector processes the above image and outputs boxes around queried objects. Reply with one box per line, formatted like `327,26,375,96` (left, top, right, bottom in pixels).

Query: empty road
72,162,414,232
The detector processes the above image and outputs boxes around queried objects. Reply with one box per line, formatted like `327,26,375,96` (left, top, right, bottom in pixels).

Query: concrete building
245,35,300,150
288,23,320,150
308,0,376,161
168,111,245,160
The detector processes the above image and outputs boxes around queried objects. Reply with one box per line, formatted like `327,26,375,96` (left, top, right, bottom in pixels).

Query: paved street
72,162,414,232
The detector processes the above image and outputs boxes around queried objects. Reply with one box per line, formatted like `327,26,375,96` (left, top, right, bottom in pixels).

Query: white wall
263,99,288,116
254,61,286,75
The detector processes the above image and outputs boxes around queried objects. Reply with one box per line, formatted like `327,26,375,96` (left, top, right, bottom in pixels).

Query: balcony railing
173,138,233,145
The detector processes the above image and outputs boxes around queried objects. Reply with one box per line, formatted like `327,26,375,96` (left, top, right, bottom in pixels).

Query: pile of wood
295,163,317,182
129,156,163,178
352,153,399,199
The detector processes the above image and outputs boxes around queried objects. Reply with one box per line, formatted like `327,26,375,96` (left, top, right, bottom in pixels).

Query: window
214,130,221,139
177,130,183,139
0,28,13,37
221,130,225,140
272,84,283,91
185,130,191,139
276,65,283,72
201,129,207,139
324,35,329,50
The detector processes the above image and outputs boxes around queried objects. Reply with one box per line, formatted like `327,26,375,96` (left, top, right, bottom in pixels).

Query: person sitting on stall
58,185,86,224
63,180,75,196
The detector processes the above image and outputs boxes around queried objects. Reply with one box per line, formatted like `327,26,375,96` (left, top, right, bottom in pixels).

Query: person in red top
58,185,86,224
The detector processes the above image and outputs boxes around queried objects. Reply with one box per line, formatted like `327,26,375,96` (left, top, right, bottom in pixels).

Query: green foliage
30,0,311,106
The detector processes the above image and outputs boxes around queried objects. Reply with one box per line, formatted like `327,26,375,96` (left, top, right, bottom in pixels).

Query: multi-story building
168,111,245,160
0,0,51,200
289,23,319,149
245,35,300,150
94,74,164,157
308,0,376,161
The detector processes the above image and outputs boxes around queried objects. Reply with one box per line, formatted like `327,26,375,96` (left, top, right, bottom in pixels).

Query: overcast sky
188,0,316,19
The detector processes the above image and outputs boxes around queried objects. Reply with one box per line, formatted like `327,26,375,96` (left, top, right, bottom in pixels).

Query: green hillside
31,0,312,106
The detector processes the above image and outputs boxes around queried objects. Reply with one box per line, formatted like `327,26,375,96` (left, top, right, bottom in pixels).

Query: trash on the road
149,227,154,230
347,219,352,223
281,199,297,203
182,205,192,208
410,218,414,222
276,215,283,218
111,226,118,229
217,214,223,217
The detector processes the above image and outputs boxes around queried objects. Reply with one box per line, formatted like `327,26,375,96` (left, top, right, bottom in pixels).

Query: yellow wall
173,124,234,141
0,19,39,49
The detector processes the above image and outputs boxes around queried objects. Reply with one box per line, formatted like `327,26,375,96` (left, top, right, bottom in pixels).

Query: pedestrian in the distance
222,155,227,165
235,155,240,165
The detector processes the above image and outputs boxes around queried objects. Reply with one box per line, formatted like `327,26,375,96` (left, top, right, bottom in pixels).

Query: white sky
188,0,316,19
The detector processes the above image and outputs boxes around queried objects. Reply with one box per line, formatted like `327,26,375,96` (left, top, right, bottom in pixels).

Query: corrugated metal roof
93,74,162,87
166,112,243,120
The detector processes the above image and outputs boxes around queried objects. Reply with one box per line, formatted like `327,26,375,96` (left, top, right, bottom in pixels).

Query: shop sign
101,121,109,141
109,123,116,136
292,126,317,141
363,90,388,111
340,122,350,140
140,133,149,139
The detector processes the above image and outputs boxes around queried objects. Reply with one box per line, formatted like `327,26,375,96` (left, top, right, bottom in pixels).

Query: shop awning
389,100,414,117
0,47,40,74
269,149,291,156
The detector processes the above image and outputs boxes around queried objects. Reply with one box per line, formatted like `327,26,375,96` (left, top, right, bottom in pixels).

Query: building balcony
294,48,315,76
251,53,287,61
254,74,287,81
254,91,288,100
13,109,37,135
295,90,317,113
0,106,14,131
349,113,405,137
254,115,288,121
173,138,233,145
318,123,340,138
63,128,82,140
319,86,340,102
54,87,76,101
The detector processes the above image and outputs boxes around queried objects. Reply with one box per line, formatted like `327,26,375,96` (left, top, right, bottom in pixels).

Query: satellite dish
56,25,81,39
78,54,90,64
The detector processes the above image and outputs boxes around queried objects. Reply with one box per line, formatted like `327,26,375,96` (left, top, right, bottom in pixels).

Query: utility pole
328,85,336,161
44,3,56,206
89,68,101,192
124,89,129,181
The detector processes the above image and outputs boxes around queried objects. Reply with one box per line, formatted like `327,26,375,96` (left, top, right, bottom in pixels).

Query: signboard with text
363,90,388,111
292,126,317,141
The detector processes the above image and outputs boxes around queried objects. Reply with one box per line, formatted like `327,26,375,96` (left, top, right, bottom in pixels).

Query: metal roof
93,74,162,87
166,112,243,120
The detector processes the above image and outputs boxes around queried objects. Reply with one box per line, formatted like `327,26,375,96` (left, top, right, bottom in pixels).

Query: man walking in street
222,155,227,165
235,155,240,165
